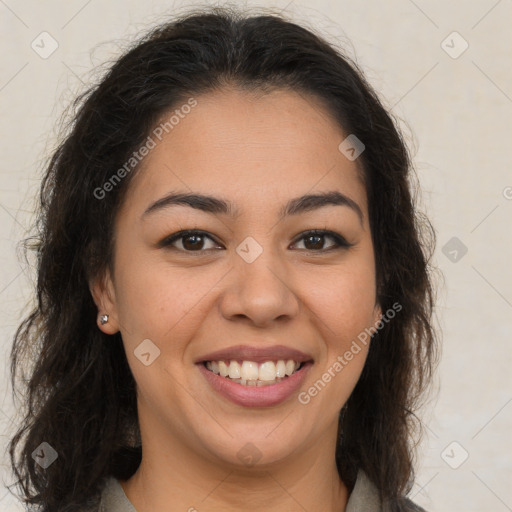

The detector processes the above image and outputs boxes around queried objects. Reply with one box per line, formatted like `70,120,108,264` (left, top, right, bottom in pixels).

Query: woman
8,5,438,512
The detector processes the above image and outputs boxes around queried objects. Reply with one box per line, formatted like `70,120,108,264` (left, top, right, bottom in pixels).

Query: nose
218,245,300,328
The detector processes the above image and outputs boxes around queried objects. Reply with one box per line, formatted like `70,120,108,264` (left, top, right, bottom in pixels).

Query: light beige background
1,1,511,511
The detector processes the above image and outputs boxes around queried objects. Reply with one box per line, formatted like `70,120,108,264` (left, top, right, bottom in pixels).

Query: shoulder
348,470,428,512
97,476,137,512
395,497,428,512
388,497,427,512
71,477,119,512
346,470,381,511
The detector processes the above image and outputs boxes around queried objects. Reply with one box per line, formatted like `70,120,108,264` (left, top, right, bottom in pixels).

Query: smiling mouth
203,359,305,387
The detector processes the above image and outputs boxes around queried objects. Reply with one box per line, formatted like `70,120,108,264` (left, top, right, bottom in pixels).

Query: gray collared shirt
97,469,382,511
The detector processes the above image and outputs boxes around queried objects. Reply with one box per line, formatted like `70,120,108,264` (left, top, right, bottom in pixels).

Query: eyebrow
142,190,364,225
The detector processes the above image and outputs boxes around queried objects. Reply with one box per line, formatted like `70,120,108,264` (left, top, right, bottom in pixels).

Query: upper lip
195,344,314,364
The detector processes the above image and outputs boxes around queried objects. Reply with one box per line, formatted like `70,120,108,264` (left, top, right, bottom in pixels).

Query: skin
90,86,382,512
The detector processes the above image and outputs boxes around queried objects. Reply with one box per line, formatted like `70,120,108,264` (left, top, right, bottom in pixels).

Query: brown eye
159,229,352,254
181,233,206,251
303,234,325,250
159,230,222,252
291,230,352,252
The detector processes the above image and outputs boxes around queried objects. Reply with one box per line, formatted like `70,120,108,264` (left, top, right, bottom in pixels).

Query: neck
121,419,349,511
123,459,348,512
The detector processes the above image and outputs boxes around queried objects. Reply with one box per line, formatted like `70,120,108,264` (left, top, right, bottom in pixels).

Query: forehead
120,87,368,221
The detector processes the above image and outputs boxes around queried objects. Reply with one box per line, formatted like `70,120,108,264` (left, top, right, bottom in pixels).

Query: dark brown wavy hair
8,5,439,512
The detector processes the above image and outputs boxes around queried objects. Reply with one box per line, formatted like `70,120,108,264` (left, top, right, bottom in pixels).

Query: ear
372,302,383,330
89,268,120,335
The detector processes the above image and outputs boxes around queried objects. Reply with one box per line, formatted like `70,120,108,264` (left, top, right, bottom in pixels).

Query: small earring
99,314,109,325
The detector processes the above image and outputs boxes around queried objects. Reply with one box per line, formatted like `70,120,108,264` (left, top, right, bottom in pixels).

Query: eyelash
159,229,353,254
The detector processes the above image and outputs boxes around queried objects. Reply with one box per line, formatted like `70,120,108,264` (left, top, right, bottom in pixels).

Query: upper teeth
206,360,301,381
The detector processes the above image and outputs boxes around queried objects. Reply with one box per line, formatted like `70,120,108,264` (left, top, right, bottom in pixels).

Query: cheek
113,232,377,355
298,263,375,416
111,254,207,403
112,249,221,351
303,259,377,340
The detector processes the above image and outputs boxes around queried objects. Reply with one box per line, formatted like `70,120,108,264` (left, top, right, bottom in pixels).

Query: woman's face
92,87,381,470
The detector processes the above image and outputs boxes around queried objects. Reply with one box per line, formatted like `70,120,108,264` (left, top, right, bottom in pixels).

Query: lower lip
198,362,313,407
